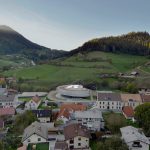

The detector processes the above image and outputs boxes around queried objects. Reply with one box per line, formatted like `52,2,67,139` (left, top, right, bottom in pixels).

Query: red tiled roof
58,103,86,119
0,107,15,116
64,123,91,140
122,106,134,118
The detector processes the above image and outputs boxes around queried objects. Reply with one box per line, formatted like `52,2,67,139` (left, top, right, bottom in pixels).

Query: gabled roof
64,123,91,140
97,93,122,101
58,103,86,119
122,106,134,118
32,95,41,104
22,121,48,142
0,94,15,102
74,109,103,119
141,94,150,103
32,109,52,118
0,107,15,116
120,126,149,145
121,94,142,102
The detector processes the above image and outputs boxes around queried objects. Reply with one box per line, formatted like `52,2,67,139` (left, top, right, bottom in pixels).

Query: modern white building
120,126,149,150
22,121,48,145
72,109,104,131
56,85,90,98
92,92,123,112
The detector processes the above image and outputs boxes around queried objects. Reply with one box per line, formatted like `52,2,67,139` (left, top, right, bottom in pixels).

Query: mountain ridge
0,25,67,61
70,31,150,56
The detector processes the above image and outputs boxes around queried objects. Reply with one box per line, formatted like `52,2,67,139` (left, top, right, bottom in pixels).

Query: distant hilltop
0,25,67,62
70,32,150,56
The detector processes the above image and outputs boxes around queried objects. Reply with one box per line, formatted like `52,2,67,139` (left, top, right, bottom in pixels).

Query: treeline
70,32,150,56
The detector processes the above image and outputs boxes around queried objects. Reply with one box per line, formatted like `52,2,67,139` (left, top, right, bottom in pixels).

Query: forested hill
70,32,150,56
0,25,67,61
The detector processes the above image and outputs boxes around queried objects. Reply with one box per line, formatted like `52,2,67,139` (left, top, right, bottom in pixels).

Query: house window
132,141,142,147
70,139,74,144
78,137,81,141
38,138,41,141
78,143,81,146
70,146,74,149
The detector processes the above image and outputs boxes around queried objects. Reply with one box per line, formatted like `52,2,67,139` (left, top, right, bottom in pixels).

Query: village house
32,109,52,123
93,92,123,111
141,94,150,103
121,94,142,109
139,88,150,95
64,123,91,150
22,121,48,145
122,106,134,120
57,103,86,123
0,94,15,108
25,95,41,110
0,87,7,95
120,126,149,150
72,109,104,131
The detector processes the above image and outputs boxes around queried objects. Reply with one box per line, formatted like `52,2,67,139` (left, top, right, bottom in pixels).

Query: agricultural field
0,55,33,70
3,52,150,90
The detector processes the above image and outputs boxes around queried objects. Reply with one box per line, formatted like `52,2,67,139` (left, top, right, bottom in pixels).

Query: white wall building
92,92,123,112
25,95,41,110
73,109,104,131
120,126,149,150
22,121,48,145
121,94,142,109
0,94,15,108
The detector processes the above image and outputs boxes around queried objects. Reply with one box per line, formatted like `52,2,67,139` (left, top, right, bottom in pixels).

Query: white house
92,92,123,112
0,94,15,108
64,123,91,150
72,109,104,131
120,126,149,150
32,109,52,123
22,121,48,145
121,94,142,109
25,95,41,110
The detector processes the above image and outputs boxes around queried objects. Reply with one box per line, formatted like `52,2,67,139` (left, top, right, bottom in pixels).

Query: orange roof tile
58,103,86,119
122,106,134,118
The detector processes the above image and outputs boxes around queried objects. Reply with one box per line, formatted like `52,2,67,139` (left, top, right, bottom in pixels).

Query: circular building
56,85,90,98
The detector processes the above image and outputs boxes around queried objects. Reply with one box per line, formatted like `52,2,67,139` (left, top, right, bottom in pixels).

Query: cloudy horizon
0,0,150,51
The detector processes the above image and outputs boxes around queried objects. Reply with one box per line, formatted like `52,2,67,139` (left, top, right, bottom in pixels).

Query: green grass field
3,51,150,90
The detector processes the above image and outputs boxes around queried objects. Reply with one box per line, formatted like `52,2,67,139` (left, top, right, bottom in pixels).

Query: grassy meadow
2,51,150,90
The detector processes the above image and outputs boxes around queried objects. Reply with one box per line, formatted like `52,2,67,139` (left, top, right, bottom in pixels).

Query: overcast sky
0,0,150,50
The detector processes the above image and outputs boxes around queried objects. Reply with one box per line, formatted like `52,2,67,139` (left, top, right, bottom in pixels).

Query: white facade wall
66,136,89,149
126,141,149,150
123,101,142,109
94,100,123,111
76,118,104,131
23,134,47,145
25,100,40,110
0,102,14,108
38,117,50,123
